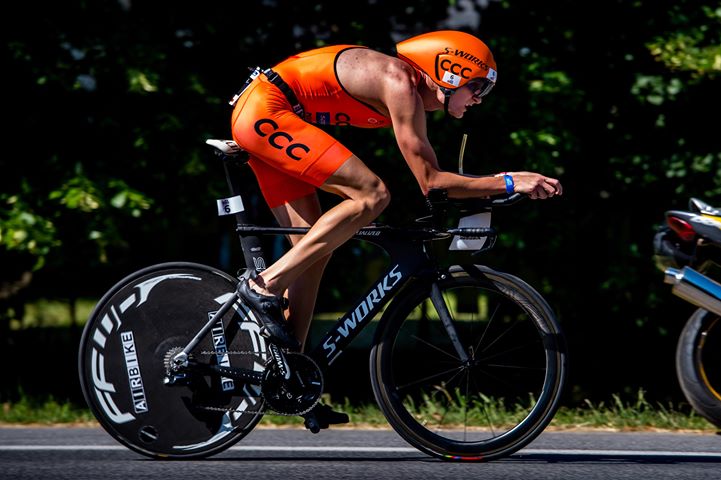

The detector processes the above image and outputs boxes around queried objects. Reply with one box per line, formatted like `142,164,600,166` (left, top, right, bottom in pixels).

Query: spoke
468,293,475,349
411,334,460,361
396,365,464,391
479,340,541,363
474,363,542,395
470,373,496,437
463,368,470,441
430,367,467,432
484,363,547,371
475,303,501,353
479,316,525,356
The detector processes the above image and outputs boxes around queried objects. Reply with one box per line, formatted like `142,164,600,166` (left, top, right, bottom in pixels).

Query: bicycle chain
195,349,312,417
200,350,265,356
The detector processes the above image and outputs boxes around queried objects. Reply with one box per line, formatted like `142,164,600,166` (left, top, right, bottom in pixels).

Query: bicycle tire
370,264,567,461
78,262,269,459
676,308,721,428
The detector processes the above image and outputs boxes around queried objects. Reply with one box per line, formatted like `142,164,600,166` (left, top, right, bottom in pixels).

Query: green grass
1,395,96,425
551,390,715,431
1,390,716,432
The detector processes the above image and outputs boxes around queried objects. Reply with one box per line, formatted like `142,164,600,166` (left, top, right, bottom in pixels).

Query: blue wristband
503,174,515,194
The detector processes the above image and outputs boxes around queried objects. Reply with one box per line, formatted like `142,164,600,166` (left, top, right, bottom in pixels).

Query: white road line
237,446,416,452
521,449,721,458
0,445,413,452
0,446,127,451
1,445,721,457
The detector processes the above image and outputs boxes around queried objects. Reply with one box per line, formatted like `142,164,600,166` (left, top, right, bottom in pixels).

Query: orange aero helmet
396,30,497,111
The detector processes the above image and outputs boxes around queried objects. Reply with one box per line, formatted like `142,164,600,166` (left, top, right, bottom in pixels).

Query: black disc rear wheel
78,262,269,458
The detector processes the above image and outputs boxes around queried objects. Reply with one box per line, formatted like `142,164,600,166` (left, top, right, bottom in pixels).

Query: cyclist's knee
375,182,391,213
361,180,390,217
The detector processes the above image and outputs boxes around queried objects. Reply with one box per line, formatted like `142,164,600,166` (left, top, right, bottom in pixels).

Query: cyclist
231,30,562,407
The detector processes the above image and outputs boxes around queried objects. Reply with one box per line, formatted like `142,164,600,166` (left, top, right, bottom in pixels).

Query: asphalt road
2,427,721,479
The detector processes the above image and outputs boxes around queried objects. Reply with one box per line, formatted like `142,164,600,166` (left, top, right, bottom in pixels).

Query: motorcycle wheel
676,308,721,429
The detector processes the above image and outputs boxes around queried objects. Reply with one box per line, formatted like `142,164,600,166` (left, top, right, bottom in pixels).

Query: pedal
304,415,321,434
302,404,349,433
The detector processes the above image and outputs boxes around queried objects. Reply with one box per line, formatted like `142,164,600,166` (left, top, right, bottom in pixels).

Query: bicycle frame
173,147,496,379
175,222,457,377
238,223,445,370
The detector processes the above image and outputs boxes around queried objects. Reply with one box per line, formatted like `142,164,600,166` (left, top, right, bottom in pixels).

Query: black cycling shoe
237,270,300,350
303,404,350,433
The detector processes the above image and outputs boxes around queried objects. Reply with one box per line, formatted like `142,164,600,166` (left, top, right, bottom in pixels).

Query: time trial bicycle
78,138,567,462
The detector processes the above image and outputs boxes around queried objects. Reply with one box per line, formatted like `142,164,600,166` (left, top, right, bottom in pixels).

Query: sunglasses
467,77,495,100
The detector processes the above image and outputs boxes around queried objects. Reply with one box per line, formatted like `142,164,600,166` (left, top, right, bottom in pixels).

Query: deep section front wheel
370,265,566,461
676,308,721,428
78,262,269,458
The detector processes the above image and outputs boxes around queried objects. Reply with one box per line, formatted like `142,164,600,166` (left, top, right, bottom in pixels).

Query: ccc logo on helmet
254,119,310,161
437,58,472,79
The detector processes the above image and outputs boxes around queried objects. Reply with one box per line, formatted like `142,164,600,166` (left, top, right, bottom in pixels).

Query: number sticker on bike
217,195,245,216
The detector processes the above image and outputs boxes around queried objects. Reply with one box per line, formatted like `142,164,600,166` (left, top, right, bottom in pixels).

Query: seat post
220,154,270,274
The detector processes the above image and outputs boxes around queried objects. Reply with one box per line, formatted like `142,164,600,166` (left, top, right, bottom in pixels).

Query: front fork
428,268,473,364
430,279,469,363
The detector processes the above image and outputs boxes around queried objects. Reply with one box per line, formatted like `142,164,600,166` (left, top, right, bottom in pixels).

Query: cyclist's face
447,85,484,119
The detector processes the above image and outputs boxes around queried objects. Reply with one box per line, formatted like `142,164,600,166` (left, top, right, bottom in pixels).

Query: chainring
261,352,324,415
163,346,185,374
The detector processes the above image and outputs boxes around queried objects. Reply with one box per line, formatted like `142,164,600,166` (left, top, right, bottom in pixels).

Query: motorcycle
654,197,721,428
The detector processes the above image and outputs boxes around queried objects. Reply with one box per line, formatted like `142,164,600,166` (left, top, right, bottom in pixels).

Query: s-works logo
322,264,403,359
254,119,310,161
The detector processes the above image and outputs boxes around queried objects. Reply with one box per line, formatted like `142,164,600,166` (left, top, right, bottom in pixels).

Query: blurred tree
2,0,720,403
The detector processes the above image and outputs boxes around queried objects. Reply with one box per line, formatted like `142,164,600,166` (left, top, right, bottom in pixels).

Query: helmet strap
441,87,453,115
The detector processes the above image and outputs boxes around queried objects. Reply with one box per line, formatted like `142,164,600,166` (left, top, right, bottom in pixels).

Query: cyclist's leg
256,154,390,296
231,77,389,335
269,192,331,349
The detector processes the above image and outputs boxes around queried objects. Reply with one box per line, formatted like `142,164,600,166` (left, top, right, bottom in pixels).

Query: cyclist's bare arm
336,49,561,199
378,61,561,199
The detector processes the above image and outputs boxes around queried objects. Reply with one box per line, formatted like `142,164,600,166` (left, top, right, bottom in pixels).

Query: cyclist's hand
505,172,563,200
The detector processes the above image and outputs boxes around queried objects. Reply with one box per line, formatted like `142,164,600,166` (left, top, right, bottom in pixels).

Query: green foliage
49,173,152,218
0,192,58,271
12,298,96,329
2,169,155,268
648,4,721,78
631,75,683,105
3,0,721,403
